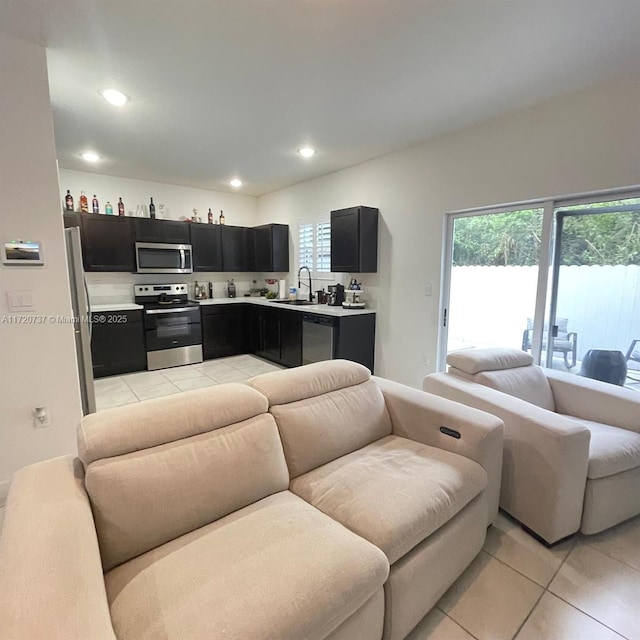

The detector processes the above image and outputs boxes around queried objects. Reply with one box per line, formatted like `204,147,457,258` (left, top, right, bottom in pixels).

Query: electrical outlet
421,353,429,366
33,406,51,428
423,284,432,297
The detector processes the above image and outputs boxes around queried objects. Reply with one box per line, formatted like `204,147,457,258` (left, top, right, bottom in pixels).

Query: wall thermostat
2,240,44,265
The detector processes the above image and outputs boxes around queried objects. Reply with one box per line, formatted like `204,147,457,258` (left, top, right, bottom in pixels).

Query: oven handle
145,306,194,315
179,248,185,271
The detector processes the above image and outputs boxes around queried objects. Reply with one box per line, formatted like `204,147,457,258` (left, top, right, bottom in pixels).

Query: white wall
257,77,640,387
0,35,82,501
58,169,259,226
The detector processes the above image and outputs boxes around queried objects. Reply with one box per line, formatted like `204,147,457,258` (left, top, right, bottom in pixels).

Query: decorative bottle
79,191,88,213
105,201,113,215
65,190,74,211
92,194,99,214
118,197,125,216
208,208,213,224
219,209,225,225
149,197,156,219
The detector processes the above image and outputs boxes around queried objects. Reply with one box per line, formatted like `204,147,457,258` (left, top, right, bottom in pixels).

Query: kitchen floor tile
515,592,624,640
484,511,575,587
583,515,640,572
96,389,139,411
161,365,208,382
241,363,284,377
132,382,181,401
173,377,219,391
206,368,251,383
93,376,129,394
121,371,170,390
221,355,263,370
195,361,236,375
406,607,475,640
549,543,640,639
438,551,543,640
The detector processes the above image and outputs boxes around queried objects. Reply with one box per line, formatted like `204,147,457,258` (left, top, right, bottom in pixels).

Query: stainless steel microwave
135,242,193,274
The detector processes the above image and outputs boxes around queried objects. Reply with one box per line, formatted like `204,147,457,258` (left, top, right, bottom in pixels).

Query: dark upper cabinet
330,206,379,273
253,224,290,272
191,224,223,271
133,218,190,244
63,212,80,228
80,215,135,272
201,305,248,359
90,310,146,377
221,225,250,271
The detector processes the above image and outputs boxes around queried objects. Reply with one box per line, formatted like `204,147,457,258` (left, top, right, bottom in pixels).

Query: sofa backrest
248,360,392,479
77,383,288,571
447,347,555,411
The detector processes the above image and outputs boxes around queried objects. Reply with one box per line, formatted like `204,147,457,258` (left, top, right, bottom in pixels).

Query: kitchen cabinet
201,305,248,359
221,225,250,271
279,309,303,367
81,214,135,272
133,218,190,244
252,224,290,272
330,206,379,273
91,309,146,378
257,306,281,361
191,224,223,272
334,313,376,372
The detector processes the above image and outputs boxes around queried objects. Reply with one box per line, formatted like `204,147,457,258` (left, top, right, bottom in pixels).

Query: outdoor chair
626,339,640,380
522,317,577,369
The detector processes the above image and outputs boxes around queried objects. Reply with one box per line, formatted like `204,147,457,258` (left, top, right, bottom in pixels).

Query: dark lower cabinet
81,215,135,272
201,305,248,359
279,310,302,367
334,313,376,372
257,306,281,362
91,310,146,378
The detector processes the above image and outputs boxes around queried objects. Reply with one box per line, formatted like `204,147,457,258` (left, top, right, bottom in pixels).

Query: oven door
144,307,201,351
136,242,193,274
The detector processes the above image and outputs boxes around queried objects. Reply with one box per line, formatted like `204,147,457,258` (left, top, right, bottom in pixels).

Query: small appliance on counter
342,289,366,309
193,281,207,300
227,279,236,298
327,283,345,306
134,284,202,370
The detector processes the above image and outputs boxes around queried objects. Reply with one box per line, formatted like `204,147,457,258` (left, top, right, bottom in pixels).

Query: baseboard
0,479,10,507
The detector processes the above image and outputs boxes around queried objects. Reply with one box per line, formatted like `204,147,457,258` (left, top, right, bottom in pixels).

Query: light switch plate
7,290,35,312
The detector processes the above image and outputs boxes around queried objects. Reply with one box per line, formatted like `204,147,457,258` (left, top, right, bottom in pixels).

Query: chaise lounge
0,360,503,640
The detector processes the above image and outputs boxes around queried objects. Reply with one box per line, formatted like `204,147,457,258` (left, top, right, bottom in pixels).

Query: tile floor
94,357,640,639
94,354,284,411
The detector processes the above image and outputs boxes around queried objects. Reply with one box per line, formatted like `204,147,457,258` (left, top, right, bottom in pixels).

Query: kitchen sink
271,299,316,305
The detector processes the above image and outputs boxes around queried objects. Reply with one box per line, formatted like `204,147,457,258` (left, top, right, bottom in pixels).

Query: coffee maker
327,284,345,306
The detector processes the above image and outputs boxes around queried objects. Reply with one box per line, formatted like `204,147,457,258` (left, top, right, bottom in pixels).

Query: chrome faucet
297,266,313,302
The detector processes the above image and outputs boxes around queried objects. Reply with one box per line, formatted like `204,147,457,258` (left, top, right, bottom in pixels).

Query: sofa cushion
87,413,289,571
290,435,487,564
562,416,640,480
447,347,533,375
474,365,555,411
268,379,392,478
105,491,389,640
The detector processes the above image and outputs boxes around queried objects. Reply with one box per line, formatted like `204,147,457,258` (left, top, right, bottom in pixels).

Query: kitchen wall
0,34,83,502
257,76,640,387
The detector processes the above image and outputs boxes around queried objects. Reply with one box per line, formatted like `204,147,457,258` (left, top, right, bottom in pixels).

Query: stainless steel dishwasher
302,313,337,364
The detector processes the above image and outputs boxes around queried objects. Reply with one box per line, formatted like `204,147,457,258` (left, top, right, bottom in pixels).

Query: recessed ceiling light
230,178,242,188
81,151,100,163
298,146,316,158
101,88,128,107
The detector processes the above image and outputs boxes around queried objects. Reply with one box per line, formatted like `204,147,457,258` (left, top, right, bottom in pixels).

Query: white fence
448,265,640,361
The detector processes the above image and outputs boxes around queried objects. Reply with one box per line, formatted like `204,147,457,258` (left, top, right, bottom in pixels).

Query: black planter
580,349,627,386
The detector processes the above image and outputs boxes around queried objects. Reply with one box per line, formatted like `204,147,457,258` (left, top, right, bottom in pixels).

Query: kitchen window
298,218,332,279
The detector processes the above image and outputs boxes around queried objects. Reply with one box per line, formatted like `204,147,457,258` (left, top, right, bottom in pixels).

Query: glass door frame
438,186,640,372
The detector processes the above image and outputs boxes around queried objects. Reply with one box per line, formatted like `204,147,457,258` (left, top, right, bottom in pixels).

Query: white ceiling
2,1,640,196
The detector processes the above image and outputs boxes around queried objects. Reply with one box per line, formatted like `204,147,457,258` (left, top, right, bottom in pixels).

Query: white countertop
91,303,144,312
198,296,375,317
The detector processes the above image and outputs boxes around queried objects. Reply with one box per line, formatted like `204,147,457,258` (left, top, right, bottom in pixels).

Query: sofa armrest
374,376,504,527
424,373,591,544
546,369,640,433
0,456,116,640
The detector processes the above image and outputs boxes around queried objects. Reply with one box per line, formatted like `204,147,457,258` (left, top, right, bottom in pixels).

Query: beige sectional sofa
0,360,503,640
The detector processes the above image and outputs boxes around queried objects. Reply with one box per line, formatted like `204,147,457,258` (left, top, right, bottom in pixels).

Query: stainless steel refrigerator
65,227,96,414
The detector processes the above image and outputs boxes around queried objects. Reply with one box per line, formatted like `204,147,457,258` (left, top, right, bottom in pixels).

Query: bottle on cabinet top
118,197,125,216
208,208,213,224
149,197,156,219
219,209,225,225
105,201,113,215
91,195,99,214
65,190,74,211
79,191,88,213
